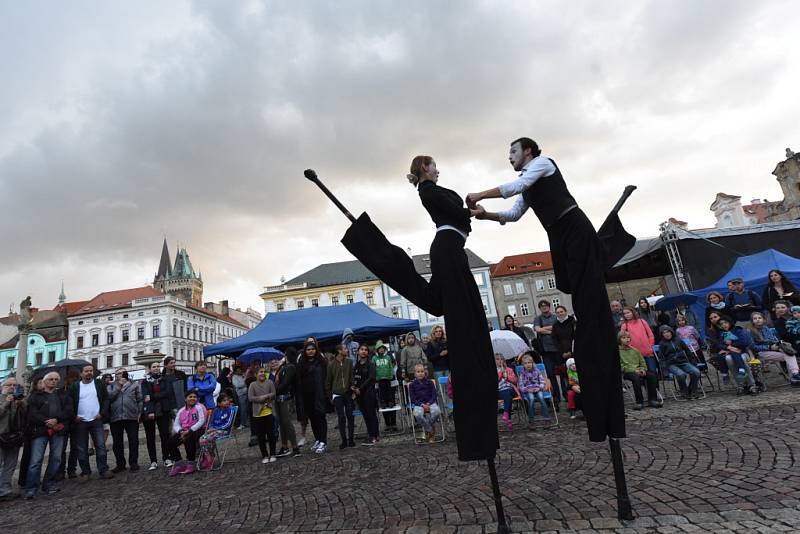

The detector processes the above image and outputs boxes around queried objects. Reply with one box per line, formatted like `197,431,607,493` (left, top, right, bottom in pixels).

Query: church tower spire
155,237,172,281
58,281,66,306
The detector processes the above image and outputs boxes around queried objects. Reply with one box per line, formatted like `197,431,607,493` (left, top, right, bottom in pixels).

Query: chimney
222,300,229,315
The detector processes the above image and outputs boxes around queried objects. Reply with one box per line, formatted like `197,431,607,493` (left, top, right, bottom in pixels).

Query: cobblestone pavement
4,378,800,533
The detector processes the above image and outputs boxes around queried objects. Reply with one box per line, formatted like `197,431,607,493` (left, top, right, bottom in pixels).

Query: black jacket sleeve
419,183,471,227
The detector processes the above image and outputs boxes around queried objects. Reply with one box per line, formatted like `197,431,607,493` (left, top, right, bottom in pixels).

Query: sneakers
312,440,320,451
45,486,60,495
360,439,376,447
737,368,747,377
183,463,195,475
501,411,512,430
313,442,327,454
164,459,175,468
722,374,731,386
297,437,306,447
269,456,277,463
292,448,301,457
148,462,158,471
261,457,270,464
649,400,663,408
276,447,292,457
569,410,576,420
168,464,184,477
111,465,127,474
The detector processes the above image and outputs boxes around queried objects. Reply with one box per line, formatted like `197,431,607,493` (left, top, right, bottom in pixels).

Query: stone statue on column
19,296,33,329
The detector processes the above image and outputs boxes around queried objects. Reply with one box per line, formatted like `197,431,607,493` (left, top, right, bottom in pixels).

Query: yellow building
260,260,385,314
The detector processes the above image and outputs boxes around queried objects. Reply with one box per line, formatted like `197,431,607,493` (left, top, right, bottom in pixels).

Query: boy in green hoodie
326,344,355,449
618,331,661,410
372,341,398,432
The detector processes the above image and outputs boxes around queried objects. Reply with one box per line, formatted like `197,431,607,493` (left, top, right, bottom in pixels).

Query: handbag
0,406,25,449
780,341,797,356
46,422,65,438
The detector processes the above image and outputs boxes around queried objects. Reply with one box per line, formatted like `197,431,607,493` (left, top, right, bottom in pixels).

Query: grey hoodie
107,380,143,422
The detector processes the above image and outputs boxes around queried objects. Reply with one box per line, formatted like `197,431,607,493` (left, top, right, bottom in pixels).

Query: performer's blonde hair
407,155,433,186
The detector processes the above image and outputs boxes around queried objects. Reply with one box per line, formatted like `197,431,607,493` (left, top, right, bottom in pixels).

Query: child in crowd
409,364,440,442
372,341,399,432
565,358,582,419
249,367,277,464
773,300,799,351
167,390,206,476
197,393,236,470
495,354,518,431
658,326,702,400
748,311,800,383
675,314,707,368
717,316,759,394
618,331,661,409
517,354,550,426
786,306,800,338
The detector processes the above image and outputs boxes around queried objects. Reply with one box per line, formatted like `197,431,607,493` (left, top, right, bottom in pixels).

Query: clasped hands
465,192,487,219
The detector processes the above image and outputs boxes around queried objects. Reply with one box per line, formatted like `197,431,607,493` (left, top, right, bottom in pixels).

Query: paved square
3,379,800,533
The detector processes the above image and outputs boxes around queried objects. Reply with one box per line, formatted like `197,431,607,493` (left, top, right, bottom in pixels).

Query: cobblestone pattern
3,378,800,533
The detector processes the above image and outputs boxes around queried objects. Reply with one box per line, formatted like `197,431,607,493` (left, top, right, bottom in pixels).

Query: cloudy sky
2,0,798,315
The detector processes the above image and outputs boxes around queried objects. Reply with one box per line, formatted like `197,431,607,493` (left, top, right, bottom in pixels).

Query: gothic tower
153,239,204,307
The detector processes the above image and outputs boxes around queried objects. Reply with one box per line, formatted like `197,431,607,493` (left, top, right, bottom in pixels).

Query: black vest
521,158,577,229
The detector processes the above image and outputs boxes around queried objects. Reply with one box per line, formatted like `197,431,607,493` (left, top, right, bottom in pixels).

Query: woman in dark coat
503,314,529,346
763,269,800,319
296,342,328,453
551,304,575,402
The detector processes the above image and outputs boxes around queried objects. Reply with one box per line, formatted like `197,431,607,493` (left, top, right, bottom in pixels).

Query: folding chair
437,375,455,432
534,363,559,427
656,350,707,401
404,381,445,444
197,405,239,472
377,380,405,435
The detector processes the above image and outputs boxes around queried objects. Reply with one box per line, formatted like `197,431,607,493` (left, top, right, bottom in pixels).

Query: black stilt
609,438,635,521
487,457,510,533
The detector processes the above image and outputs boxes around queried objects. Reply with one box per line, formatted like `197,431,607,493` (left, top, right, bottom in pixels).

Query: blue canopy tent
682,249,800,333
203,302,420,358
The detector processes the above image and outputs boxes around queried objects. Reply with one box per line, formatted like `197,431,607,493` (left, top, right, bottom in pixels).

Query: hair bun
406,173,419,186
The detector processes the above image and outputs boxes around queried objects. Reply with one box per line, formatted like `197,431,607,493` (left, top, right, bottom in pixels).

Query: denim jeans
498,388,514,414
668,362,701,393
523,391,550,421
237,392,250,427
74,418,109,475
26,434,65,495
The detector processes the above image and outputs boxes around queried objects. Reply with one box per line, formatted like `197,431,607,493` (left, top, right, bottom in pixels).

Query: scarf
557,315,569,323
710,301,726,310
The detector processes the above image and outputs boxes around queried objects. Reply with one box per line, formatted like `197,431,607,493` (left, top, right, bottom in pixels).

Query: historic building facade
0,310,69,379
153,239,204,307
490,251,573,323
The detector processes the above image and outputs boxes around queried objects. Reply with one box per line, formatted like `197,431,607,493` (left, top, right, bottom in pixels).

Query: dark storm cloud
1,0,797,311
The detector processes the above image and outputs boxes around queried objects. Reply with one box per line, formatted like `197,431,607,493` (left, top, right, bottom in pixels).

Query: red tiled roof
490,251,554,278
53,301,90,315
72,287,162,315
190,305,248,329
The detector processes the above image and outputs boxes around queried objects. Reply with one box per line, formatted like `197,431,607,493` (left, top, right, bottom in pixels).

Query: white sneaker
261,457,270,464
164,459,174,468
311,440,320,451
148,462,158,471
314,442,327,454
269,456,277,463
297,437,306,447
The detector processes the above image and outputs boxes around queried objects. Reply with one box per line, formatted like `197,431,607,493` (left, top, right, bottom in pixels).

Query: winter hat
565,357,575,369
374,340,386,352
659,324,674,337
791,306,800,314
341,328,354,341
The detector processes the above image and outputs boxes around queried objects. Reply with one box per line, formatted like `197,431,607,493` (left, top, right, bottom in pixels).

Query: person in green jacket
618,331,661,410
326,344,354,449
372,341,398,432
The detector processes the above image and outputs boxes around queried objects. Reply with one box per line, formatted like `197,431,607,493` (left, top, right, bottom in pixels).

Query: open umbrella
490,330,530,362
31,358,94,382
653,293,699,311
239,346,283,365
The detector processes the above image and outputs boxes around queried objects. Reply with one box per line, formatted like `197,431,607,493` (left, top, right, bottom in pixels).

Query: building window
137,350,144,357
503,284,513,296
408,305,419,320
106,355,114,369
311,298,319,308
107,332,114,345
91,334,99,347
153,325,160,338
391,305,400,318
547,277,557,290
91,357,98,369
35,352,43,366
473,273,484,286
276,302,284,312
93,318,99,323
180,348,185,359
180,326,184,338
551,297,560,307
297,300,305,309
516,282,525,294
138,311,144,317
6,357,14,370
123,314,128,319
507,304,517,317
122,353,129,366
173,347,177,358
78,320,84,325
108,316,114,321
535,279,545,291
481,295,490,314
346,294,354,304
137,327,145,340
331,295,339,306
77,336,84,349
520,303,530,316
366,291,375,306
122,329,129,342
173,325,177,337
47,351,55,363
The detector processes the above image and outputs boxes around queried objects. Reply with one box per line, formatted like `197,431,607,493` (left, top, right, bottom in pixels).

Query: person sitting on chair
618,331,660,410
658,326,702,400
197,393,235,470
167,390,205,476
748,311,800,384
566,358,582,419
409,364,440,443
517,354,551,427
495,354,518,431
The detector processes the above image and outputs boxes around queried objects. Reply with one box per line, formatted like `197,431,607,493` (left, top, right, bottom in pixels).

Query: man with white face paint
466,137,637,520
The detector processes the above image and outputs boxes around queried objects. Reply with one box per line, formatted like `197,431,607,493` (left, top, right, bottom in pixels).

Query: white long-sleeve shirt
496,155,556,223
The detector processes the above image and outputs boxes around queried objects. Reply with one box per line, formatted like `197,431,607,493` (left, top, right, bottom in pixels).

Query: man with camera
0,376,25,500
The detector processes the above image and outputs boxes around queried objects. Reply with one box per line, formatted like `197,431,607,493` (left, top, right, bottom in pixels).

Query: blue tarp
678,249,800,333
203,302,420,357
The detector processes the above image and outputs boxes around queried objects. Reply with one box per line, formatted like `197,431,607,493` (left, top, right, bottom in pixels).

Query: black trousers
110,420,139,468
549,208,626,441
303,393,328,444
143,415,171,463
333,395,354,443
377,379,397,426
252,414,276,458
343,221,498,461
167,429,199,462
623,372,659,403
541,352,564,405
356,390,379,440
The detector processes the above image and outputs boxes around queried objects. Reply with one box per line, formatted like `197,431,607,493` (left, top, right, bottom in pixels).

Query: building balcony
262,282,308,294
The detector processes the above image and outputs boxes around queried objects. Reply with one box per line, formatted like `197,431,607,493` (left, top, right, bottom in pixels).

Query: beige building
490,251,573,322
261,260,385,314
